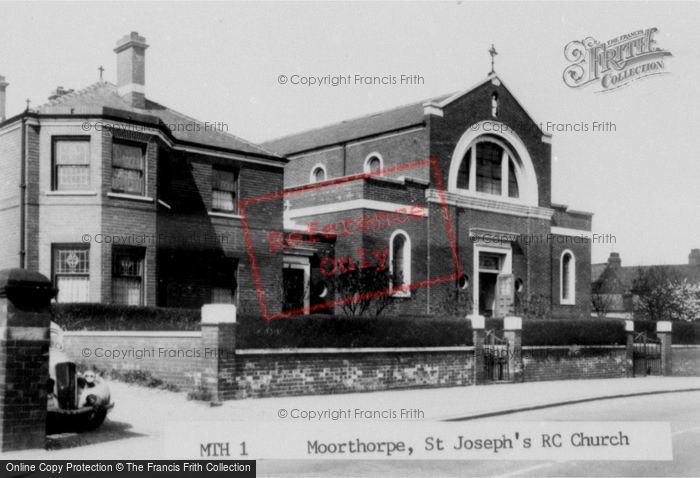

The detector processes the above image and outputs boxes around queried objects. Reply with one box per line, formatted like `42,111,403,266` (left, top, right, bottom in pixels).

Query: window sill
208,211,243,219
107,192,154,203
46,190,98,196
559,300,576,306
390,289,411,298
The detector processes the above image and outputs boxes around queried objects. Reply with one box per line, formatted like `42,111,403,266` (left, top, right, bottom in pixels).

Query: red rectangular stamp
240,158,461,320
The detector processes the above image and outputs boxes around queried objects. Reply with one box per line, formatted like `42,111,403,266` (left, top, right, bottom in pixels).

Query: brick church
264,72,593,319
0,32,593,319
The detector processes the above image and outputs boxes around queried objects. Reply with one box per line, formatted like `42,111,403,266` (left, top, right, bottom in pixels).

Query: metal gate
484,330,510,382
633,332,662,376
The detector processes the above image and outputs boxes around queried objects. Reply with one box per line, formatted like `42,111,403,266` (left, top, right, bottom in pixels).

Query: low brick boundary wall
232,347,475,399
523,346,627,382
672,345,700,376
62,331,203,391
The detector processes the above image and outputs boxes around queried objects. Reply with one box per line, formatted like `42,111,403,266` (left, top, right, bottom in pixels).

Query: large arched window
309,164,327,184
390,230,411,296
448,123,539,206
560,250,576,305
456,138,520,198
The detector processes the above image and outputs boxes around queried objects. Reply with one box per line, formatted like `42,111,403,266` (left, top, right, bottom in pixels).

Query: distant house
591,250,700,318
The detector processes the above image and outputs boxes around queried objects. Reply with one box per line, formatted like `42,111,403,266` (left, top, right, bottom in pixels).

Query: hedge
236,314,475,348
521,319,626,346
52,303,700,347
52,303,200,331
634,320,700,345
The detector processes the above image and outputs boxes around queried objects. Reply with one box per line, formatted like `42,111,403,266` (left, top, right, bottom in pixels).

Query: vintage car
47,322,114,433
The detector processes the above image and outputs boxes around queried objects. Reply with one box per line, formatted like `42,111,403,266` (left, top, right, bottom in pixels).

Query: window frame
389,230,411,297
111,247,146,306
309,163,327,184
560,249,576,305
111,139,147,196
363,153,384,175
51,243,91,303
457,138,521,200
211,166,239,214
51,136,91,191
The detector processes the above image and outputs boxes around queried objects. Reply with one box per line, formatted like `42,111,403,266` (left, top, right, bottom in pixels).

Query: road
257,391,700,477
7,382,699,477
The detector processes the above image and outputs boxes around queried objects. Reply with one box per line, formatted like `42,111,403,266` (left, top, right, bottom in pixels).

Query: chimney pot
114,31,149,109
607,252,621,268
0,75,8,122
690,249,700,267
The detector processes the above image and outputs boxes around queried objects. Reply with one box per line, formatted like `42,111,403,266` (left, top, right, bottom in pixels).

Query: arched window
455,139,520,198
364,153,383,175
560,250,576,304
390,230,411,296
310,164,326,183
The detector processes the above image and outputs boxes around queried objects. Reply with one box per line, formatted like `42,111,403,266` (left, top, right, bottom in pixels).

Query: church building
264,66,593,319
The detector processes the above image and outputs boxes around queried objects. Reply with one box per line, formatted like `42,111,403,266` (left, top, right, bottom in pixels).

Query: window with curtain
112,249,144,305
54,139,90,190
212,168,238,213
53,246,90,302
112,142,145,195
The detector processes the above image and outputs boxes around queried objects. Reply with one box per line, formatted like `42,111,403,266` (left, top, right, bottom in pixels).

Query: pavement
214,376,700,422
3,376,700,461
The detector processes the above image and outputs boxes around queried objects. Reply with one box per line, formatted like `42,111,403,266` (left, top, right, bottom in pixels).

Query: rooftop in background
592,249,700,291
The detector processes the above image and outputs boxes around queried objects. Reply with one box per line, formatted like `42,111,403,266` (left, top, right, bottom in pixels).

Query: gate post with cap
470,314,485,385
657,321,672,376
0,268,56,451
504,316,523,382
625,319,634,377
200,304,237,402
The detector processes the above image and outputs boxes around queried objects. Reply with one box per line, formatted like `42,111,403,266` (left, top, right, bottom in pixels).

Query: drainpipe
19,112,27,268
342,143,347,176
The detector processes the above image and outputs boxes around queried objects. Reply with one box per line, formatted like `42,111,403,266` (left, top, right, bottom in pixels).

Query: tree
329,266,394,317
631,267,700,321
591,276,616,318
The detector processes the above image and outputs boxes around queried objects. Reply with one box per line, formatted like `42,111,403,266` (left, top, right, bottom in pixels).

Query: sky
1,1,697,266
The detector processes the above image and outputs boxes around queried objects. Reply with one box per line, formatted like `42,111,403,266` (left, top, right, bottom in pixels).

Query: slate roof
592,262,700,292
263,93,453,155
35,81,283,159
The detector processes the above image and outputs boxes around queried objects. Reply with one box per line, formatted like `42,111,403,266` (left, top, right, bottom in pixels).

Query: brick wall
0,124,21,270
283,127,429,189
232,349,474,399
62,331,203,391
671,345,700,376
522,346,627,382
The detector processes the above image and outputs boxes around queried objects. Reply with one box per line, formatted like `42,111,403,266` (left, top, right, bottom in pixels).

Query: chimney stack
114,32,149,109
0,75,8,122
690,249,700,267
607,252,621,269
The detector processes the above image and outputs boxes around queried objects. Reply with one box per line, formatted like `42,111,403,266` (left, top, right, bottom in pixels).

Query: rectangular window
53,245,90,302
211,258,238,304
112,142,145,195
476,142,502,195
212,168,238,213
112,248,145,305
53,138,90,190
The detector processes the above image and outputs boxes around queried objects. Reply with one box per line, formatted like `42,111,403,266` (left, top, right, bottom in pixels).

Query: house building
0,32,287,314
264,74,593,318
591,250,700,318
